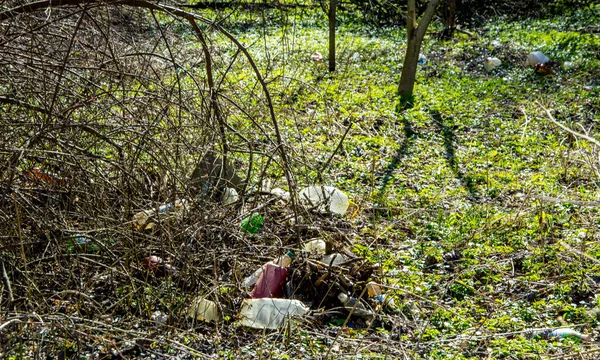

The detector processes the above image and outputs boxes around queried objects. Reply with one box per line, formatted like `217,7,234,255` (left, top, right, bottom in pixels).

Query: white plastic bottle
239,298,309,329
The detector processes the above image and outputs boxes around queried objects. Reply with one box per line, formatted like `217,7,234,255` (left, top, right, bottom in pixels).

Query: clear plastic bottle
337,293,374,319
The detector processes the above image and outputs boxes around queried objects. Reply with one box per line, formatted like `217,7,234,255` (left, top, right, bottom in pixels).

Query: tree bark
398,0,442,105
441,0,456,40
328,0,337,72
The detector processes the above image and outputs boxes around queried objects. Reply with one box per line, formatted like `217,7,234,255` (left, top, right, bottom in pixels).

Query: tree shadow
378,115,416,198
431,110,479,201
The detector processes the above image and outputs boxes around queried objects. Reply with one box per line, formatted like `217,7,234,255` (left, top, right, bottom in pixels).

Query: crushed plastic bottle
298,186,349,216
242,251,294,290
418,54,427,65
241,212,264,233
484,57,502,72
337,293,374,319
151,311,168,324
221,187,239,205
239,298,309,329
548,328,590,342
188,297,219,322
322,253,346,267
249,263,289,298
366,282,399,313
366,281,382,296
525,51,550,67
132,199,188,230
270,188,291,201
303,239,327,255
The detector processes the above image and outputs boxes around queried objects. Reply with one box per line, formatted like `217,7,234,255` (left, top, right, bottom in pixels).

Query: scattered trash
531,328,591,342
298,185,349,216
24,167,67,186
311,51,323,62
534,63,553,76
141,255,178,277
142,255,162,271
190,152,245,194
563,61,574,68
322,253,346,267
483,57,502,72
366,281,381,296
270,188,290,201
221,187,239,205
366,282,399,313
132,199,188,230
241,212,264,234
243,251,294,290
250,263,289,298
548,328,590,342
337,293,374,319
66,233,97,252
351,52,361,62
490,40,501,48
418,54,427,65
239,298,309,329
525,51,550,67
188,297,219,323
151,311,168,324
303,239,327,255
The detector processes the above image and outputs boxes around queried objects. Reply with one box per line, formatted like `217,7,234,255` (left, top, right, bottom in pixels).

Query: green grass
189,4,600,358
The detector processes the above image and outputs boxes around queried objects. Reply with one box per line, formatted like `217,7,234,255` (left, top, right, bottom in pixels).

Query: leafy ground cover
1,2,599,359
210,4,600,359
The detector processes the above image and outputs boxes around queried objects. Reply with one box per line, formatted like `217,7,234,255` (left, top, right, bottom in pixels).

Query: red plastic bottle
249,263,289,298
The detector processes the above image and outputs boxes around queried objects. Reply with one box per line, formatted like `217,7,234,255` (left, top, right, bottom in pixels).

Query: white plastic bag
221,187,239,205
239,298,309,329
298,185,349,215
525,51,550,67
303,239,327,255
484,57,502,72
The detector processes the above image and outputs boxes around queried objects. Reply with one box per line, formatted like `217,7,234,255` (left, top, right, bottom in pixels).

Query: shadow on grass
431,110,480,201
377,100,417,201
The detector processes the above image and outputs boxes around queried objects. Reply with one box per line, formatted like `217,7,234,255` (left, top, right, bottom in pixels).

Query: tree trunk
397,0,442,106
398,31,422,103
441,0,456,40
328,0,337,72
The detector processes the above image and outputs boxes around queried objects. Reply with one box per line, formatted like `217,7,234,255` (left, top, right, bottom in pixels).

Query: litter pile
131,167,399,330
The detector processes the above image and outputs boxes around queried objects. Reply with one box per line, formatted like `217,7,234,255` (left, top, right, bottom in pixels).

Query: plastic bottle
366,281,399,313
548,328,590,342
249,263,289,298
239,298,309,329
337,293,374,319
322,253,346,267
242,252,294,290
132,199,188,230
188,297,219,322
303,239,327,255
241,212,264,233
